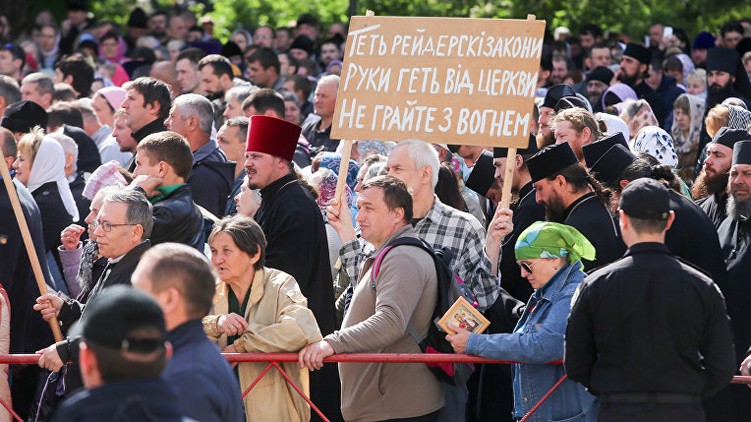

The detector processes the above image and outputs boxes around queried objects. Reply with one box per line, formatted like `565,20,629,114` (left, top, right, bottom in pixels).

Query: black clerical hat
541,84,576,109
623,43,652,65
465,150,496,196
494,133,539,158
733,140,751,166
526,142,579,183
590,144,636,187
582,132,630,168
712,127,751,149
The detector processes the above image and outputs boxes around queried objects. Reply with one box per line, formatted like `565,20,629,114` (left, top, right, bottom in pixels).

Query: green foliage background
8,0,751,44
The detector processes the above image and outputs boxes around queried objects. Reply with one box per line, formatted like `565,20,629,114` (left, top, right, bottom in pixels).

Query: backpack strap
405,324,424,343
370,237,432,290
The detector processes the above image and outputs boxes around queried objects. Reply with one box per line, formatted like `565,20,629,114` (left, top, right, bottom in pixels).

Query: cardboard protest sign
332,16,546,148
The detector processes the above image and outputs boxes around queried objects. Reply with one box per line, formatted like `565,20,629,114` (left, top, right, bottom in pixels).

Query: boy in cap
566,178,735,422
50,285,189,422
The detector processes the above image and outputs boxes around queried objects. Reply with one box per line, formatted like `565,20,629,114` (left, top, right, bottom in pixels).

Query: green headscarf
514,221,596,263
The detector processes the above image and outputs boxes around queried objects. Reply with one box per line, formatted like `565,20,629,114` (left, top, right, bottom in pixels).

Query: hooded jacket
187,139,235,216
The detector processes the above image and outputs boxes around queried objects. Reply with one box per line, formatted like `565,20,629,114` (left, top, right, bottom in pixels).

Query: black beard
206,90,223,101
706,80,734,109
691,169,729,199
618,71,639,87
544,195,568,223
727,194,751,221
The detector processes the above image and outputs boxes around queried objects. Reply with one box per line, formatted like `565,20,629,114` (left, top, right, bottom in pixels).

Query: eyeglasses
92,219,135,232
517,257,544,274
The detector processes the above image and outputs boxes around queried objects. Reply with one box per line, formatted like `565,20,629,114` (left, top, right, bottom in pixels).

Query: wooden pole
500,14,537,210
0,162,64,342
334,9,375,208
333,140,352,209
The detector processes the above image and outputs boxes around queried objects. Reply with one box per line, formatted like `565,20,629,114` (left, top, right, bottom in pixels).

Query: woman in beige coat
203,215,323,422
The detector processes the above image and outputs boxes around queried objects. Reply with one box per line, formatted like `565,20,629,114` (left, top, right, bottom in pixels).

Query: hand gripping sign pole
499,14,538,210
0,161,64,342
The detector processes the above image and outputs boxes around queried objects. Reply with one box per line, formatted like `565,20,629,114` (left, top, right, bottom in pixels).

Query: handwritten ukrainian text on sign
331,16,546,148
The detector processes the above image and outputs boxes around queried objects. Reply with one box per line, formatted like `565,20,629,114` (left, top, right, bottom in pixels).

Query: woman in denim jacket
448,221,598,422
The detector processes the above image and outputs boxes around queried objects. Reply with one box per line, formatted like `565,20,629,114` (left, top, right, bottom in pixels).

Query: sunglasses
517,257,543,273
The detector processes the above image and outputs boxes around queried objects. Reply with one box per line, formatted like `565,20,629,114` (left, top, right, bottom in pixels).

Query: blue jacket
163,319,245,422
187,139,235,216
466,261,597,422
51,377,191,422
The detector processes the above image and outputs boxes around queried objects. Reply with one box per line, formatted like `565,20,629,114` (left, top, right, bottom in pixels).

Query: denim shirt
466,261,598,422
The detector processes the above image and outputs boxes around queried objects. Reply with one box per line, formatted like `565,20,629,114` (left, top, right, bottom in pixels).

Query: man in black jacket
34,188,153,394
565,178,735,422
130,131,204,250
122,77,171,173
50,286,188,422
166,93,234,216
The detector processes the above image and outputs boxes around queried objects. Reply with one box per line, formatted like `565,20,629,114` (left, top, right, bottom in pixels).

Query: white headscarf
595,112,630,141
26,136,79,222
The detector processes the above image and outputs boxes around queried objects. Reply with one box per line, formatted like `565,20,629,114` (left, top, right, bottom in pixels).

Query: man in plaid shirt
328,139,499,312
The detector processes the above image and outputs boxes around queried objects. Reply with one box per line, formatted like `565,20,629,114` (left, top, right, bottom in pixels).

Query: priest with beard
525,142,623,271
693,128,751,229
716,140,751,422
705,48,751,111
695,48,751,163
618,43,666,126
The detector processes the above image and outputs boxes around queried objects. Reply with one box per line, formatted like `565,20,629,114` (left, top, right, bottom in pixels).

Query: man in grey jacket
299,175,444,422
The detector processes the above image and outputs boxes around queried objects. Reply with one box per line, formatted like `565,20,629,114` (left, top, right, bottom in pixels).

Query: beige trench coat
203,267,323,422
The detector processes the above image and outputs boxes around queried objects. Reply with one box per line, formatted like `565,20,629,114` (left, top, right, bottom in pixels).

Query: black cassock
714,216,751,422
563,192,623,272
664,191,727,285
255,172,342,422
697,192,728,230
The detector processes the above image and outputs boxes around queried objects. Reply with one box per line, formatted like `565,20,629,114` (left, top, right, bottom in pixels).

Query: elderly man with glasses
33,188,153,395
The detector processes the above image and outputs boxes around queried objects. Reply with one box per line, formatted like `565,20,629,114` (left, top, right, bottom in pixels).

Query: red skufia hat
245,115,301,162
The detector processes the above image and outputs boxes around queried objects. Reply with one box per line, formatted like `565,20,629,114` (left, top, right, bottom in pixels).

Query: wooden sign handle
334,139,353,209
334,9,375,208
498,15,536,210
0,161,64,342
499,148,516,210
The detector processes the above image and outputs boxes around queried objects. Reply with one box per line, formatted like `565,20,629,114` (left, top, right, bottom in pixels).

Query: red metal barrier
1,353,749,422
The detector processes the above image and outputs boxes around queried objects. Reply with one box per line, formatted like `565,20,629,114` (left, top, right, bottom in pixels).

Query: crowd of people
0,1,750,422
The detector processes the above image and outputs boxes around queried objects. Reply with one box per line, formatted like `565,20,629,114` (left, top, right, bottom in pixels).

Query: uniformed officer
565,178,736,422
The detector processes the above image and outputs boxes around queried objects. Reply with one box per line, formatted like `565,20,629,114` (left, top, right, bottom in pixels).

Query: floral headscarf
320,152,359,190
671,94,705,182
620,100,659,140
515,221,595,263
355,140,396,158
631,126,679,167
312,169,354,219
